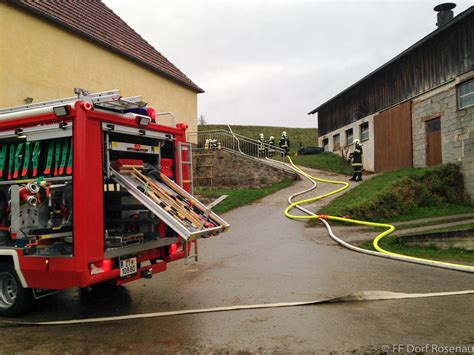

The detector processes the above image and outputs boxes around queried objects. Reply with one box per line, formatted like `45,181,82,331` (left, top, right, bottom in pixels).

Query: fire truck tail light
89,259,113,275
170,243,179,255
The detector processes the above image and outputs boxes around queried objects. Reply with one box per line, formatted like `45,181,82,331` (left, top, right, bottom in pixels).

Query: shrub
321,163,468,220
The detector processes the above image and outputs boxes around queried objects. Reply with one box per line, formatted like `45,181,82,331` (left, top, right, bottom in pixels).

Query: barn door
426,118,442,166
374,101,413,172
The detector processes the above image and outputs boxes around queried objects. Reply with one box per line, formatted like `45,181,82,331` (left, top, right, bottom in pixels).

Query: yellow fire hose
283,156,474,273
0,156,472,327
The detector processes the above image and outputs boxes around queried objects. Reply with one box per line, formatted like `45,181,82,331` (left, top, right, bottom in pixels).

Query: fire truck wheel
0,263,35,317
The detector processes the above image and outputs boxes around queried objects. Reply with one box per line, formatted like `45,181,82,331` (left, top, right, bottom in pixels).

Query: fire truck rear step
104,236,179,259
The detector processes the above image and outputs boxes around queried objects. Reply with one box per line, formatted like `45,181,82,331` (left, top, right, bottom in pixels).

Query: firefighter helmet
354,139,360,144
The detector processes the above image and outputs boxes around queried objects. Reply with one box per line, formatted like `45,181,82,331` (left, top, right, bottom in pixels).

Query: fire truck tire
0,263,35,317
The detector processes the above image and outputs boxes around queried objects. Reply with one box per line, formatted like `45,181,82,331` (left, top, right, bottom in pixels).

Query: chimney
434,3,456,28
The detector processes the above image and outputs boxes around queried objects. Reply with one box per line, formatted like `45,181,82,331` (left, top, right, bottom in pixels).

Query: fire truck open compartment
0,89,229,316
102,127,177,258
0,124,74,258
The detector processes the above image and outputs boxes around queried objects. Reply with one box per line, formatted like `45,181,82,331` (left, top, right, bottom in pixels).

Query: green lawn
291,152,353,176
358,235,474,264
198,124,317,154
196,179,295,214
322,168,425,214
318,164,474,223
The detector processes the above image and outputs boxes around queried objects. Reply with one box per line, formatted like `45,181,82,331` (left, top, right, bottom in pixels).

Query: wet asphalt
1,170,473,353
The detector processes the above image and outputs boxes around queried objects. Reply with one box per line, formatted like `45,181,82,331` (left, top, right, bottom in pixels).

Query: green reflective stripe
352,163,363,167
54,140,62,176
13,143,24,179
7,144,15,179
21,142,31,177
0,146,7,177
44,142,55,175
32,141,41,177
66,139,73,175
59,138,69,175
354,149,361,153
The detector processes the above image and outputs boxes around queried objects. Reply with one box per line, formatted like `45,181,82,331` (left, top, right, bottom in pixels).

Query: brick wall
193,149,298,188
412,79,474,200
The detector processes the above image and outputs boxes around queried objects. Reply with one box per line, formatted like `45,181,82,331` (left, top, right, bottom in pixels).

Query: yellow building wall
0,2,198,135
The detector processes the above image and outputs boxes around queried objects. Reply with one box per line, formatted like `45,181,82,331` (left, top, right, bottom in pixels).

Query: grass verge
291,152,353,176
394,216,474,230
195,179,295,214
319,164,474,223
358,235,474,264
403,223,474,235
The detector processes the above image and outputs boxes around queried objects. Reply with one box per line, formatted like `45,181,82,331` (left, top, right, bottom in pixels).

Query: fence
187,129,287,162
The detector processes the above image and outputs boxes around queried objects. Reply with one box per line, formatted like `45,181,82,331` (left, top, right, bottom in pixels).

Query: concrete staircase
188,129,297,188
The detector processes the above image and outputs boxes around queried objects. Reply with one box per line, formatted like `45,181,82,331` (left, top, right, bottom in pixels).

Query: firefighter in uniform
258,133,266,158
279,131,290,156
349,139,363,181
268,135,276,158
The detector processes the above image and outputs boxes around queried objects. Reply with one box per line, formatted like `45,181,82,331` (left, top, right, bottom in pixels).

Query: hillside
319,163,474,223
198,124,318,152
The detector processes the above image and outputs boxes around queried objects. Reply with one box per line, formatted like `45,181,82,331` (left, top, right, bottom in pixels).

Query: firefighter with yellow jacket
349,139,363,182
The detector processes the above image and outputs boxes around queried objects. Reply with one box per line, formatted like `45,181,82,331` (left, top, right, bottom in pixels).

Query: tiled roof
12,0,204,93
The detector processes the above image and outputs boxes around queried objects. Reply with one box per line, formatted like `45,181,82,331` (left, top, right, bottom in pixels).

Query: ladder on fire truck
0,88,148,120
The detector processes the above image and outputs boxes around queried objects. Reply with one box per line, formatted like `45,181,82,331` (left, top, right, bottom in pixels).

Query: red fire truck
0,89,229,316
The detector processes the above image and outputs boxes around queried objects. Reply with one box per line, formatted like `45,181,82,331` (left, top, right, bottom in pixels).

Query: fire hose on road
281,156,474,273
0,156,472,326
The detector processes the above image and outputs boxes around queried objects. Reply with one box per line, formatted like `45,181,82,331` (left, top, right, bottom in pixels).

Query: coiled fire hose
281,156,474,273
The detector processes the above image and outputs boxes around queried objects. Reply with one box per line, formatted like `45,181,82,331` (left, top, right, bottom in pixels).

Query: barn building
0,0,202,132
309,4,473,198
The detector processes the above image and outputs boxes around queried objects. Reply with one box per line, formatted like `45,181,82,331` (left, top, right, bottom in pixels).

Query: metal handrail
187,129,287,162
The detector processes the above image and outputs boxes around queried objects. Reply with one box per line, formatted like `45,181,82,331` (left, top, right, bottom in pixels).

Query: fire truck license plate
119,257,137,277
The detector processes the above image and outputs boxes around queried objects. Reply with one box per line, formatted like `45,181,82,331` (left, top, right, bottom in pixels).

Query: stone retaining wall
193,149,298,188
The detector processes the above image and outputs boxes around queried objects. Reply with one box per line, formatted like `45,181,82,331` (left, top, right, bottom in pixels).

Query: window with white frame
360,122,369,141
458,80,474,109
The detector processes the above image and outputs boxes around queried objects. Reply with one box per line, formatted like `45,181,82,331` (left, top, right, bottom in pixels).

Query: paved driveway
1,169,473,353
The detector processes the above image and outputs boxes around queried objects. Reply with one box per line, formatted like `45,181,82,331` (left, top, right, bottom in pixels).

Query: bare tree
198,114,207,126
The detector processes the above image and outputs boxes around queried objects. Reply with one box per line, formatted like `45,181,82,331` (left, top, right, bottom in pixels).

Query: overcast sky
104,0,472,128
